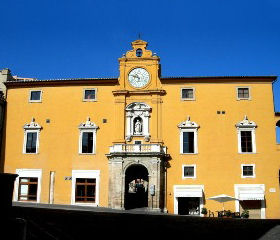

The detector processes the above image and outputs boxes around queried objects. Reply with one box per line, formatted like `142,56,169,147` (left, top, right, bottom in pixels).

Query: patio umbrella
207,194,239,211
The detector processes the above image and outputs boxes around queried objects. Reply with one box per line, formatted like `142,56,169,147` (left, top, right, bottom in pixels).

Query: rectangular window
25,132,38,153
82,132,93,153
83,89,96,101
242,165,255,178
18,177,38,201
181,88,195,100
183,132,194,153
241,131,253,153
29,90,42,102
237,87,250,100
183,166,195,178
75,178,96,203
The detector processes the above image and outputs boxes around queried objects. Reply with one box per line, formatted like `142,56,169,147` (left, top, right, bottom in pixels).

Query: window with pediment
235,115,257,153
78,117,98,154
23,118,42,154
178,116,199,154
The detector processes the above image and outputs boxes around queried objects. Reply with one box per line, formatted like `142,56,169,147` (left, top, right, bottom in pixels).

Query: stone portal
107,146,167,212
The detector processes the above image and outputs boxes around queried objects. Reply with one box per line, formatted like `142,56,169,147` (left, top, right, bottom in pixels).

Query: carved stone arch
125,102,151,142
126,102,151,111
123,161,151,177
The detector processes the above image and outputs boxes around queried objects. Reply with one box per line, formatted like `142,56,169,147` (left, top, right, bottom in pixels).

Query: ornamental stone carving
23,117,42,131
126,102,151,142
235,115,257,128
79,117,99,130
178,116,199,129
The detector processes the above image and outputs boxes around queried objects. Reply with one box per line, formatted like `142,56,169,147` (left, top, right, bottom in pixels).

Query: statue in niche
134,119,142,135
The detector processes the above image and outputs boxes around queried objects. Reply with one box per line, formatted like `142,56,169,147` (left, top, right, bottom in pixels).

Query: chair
217,211,223,217
208,210,214,217
232,212,241,218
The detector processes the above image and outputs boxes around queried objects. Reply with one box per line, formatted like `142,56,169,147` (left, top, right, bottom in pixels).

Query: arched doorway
124,164,149,210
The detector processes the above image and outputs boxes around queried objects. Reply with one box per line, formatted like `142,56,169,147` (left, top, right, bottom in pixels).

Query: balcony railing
109,144,167,154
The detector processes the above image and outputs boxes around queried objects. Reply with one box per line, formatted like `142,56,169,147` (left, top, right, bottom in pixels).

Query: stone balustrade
109,144,167,154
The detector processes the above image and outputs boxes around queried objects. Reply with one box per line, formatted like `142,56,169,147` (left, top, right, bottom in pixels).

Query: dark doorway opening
178,197,200,215
240,200,261,219
125,165,148,210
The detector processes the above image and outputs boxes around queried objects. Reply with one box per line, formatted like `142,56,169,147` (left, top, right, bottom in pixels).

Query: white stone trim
23,118,42,154
178,116,199,154
182,164,196,179
236,115,257,128
173,185,204,216
14,169,42,203
236,86,251,100
181,87,195,101
78,117,98,154
241,164,256,178
49,171,55,204
71,170,100,206
234,184,265,219
82,88,97,102
29,90,42,103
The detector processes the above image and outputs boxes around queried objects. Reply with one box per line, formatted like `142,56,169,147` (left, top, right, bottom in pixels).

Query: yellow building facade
3,40,280,219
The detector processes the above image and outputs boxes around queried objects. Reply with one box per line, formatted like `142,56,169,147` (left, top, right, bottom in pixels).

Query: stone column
108,157,124,209
147,157,162,211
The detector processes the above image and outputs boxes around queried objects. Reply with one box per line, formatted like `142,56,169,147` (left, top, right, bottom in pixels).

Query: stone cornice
161,76,277,83
5,78,118,87
112,89,166,96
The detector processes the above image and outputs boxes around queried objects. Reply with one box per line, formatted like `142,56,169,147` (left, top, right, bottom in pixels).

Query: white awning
238,187,264,200
174,185,203,198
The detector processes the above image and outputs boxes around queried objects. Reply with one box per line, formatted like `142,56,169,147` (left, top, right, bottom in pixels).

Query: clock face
128,68,150,88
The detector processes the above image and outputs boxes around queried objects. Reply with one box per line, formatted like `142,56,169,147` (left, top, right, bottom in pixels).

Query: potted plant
241,210,249,219
225,210,232,218
201,207,208,217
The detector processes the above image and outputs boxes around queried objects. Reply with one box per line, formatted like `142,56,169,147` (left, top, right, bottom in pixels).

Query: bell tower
118,39,161,90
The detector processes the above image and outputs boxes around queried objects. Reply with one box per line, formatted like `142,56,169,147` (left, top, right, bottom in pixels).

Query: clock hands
128,68,149,88
131,74,141,81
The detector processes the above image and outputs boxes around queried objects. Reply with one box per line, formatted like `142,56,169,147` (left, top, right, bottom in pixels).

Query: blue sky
1,0,280,112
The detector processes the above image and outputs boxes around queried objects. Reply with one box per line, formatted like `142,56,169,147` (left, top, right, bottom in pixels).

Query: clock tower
113,39,165,144
108,40,167,211
117,39,162,90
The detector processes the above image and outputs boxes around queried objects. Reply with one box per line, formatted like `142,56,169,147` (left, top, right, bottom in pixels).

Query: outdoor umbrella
207,194,239,211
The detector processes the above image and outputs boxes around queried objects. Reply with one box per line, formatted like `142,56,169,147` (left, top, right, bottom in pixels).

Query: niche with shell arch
125,102,151,142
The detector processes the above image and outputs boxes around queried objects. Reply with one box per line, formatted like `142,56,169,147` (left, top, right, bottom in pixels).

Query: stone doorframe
107,155,165,212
